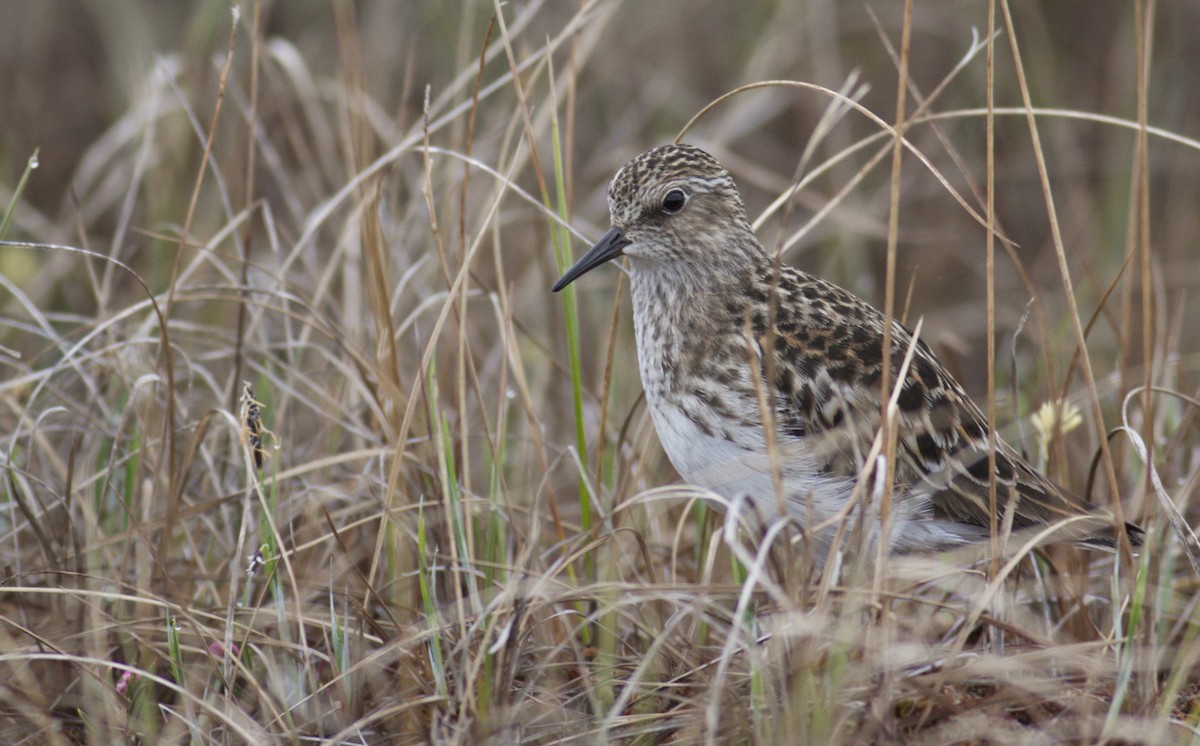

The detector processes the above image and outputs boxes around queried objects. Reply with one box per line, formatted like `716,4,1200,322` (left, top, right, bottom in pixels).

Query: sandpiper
553,143,1140,558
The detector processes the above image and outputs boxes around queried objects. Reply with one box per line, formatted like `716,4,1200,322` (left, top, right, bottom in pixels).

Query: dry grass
1,1,1199,743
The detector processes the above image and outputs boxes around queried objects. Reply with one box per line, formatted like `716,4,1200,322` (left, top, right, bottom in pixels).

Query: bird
552,143,1141,559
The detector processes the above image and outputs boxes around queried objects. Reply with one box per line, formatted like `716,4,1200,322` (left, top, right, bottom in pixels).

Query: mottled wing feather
757,267,1140,548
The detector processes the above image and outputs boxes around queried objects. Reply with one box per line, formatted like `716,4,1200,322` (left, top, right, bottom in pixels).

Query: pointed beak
551,226,631,292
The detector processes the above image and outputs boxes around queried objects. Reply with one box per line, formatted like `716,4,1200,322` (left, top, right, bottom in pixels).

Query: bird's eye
661,188,687,214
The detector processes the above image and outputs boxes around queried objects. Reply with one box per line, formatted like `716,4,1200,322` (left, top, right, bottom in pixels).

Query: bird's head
552,144,761,292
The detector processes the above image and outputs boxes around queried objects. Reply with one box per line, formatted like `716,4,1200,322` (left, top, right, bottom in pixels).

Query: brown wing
758,268,1141,548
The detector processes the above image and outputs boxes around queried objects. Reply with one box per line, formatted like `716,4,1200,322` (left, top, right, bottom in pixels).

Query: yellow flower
1031,399,1083,470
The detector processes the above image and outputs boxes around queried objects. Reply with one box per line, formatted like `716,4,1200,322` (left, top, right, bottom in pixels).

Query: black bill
551,226,631,292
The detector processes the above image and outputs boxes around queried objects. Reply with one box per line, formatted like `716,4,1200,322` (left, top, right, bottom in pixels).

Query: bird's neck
627,252,764,402
628,258,734,333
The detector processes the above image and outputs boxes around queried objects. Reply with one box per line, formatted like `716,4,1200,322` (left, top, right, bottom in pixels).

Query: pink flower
116,670,136,695
208,641,240,659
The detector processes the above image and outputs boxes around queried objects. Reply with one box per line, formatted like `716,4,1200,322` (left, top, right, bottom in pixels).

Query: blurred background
1,1,1198,740
3,0,1199,396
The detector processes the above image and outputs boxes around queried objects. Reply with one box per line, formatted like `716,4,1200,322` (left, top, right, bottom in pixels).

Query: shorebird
553,143,1140,558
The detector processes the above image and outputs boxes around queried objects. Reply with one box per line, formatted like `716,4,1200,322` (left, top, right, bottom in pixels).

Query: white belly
644,396,853,522
644,393,979,554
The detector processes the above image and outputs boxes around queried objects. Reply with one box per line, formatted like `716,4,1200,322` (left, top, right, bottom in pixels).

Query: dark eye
661,188,687,214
